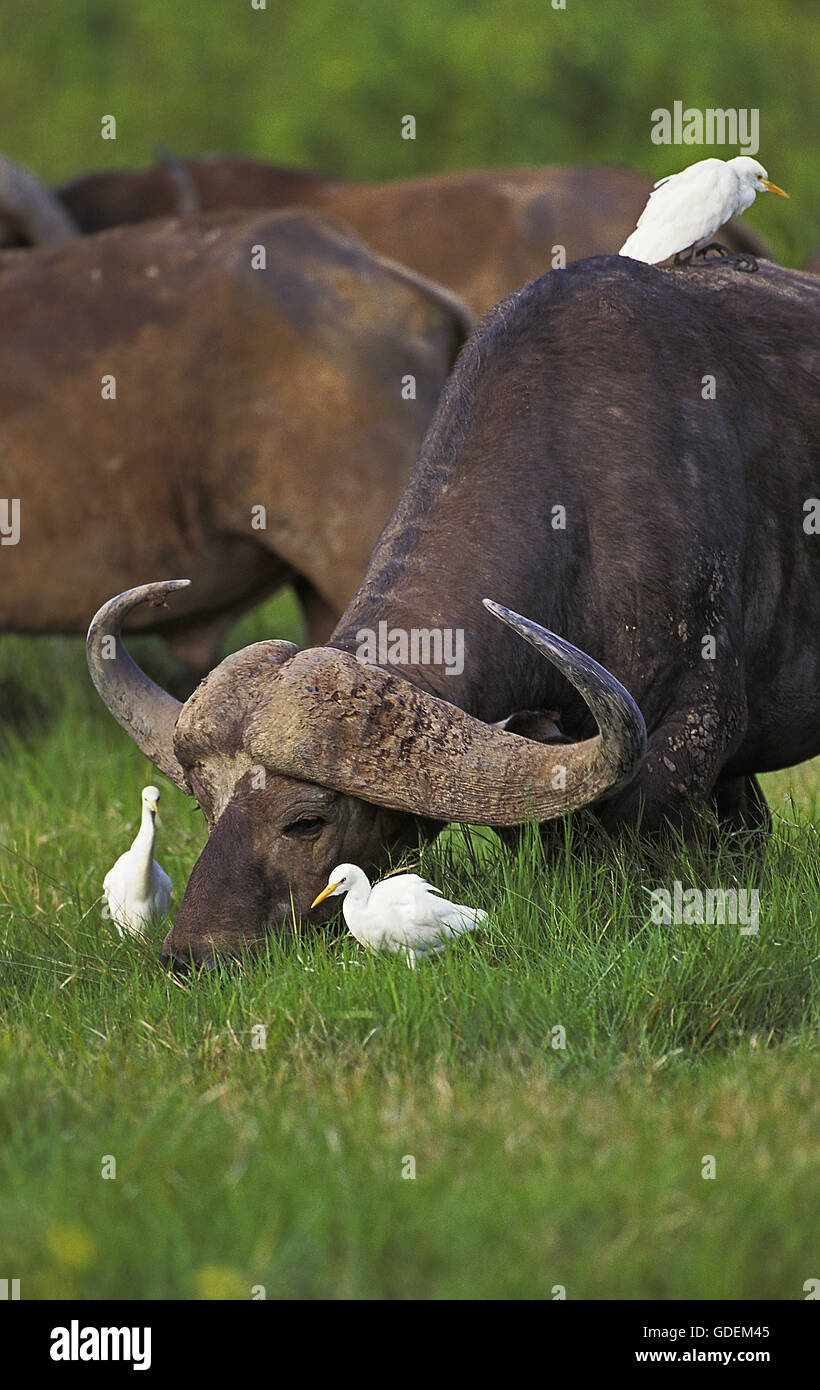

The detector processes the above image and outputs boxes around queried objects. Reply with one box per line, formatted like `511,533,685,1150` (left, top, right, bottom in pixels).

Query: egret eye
282,816,325,839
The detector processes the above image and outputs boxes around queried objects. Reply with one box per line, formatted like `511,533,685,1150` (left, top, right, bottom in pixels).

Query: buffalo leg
165,615,228,674
711,773,772,838
498,695,755,849
596,693,747,839
293,577,339,646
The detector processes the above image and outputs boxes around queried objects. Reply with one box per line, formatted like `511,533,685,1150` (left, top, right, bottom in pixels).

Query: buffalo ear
493,709,575,745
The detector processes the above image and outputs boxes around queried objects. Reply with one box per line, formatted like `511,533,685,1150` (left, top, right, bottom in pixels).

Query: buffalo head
88,581,645,968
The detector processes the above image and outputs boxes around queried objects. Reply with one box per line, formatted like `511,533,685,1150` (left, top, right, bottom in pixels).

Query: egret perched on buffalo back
102,786,173,936
619,156,788,265
311,864,487,965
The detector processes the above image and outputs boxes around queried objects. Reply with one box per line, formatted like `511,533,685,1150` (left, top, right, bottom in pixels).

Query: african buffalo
0,155,768,315
87,255,820,968
0,208,470,666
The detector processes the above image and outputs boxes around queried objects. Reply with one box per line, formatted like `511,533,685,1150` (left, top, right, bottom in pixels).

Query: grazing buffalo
0,208,470,667
0,155,768,315
87,255,820,967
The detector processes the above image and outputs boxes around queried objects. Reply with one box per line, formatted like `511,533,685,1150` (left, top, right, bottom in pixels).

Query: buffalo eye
281,816,326,839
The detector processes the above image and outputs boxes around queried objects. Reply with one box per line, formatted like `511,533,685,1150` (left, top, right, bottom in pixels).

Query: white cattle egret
102,786,173,936
311,863,487,965
619,156,788,265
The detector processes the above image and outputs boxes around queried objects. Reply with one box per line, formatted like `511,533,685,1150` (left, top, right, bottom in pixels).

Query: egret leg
695,242,730,260
728,253,759,273
688,243,758,274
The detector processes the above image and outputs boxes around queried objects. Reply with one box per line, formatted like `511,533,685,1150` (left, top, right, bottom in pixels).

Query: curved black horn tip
483,596,597,669
483,597,516,625
482,597,648,771
482,597,550,647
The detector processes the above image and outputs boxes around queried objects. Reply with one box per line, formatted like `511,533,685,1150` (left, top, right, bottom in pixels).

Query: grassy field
2,0,819,1305
1,597,818,1300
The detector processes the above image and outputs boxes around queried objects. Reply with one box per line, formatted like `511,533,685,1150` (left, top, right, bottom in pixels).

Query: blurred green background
1,0,817,265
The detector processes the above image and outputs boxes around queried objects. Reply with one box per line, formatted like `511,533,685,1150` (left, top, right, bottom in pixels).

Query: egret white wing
369,874,439,914
103,854,126,893
620,159,738,262
402,886,485,940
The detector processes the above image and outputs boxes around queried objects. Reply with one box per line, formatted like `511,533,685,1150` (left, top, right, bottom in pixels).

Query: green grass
1,601,818,1298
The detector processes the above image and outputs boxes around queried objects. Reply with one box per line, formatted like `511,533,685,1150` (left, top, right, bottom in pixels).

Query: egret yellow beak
148,800,159,814
311,881,342,909
760,179,789,198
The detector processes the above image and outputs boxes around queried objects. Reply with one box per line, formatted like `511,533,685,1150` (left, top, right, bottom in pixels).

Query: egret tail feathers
437,903,488,937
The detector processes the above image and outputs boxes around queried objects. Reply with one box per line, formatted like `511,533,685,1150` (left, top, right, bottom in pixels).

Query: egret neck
131,801,158,899
338,866,371,926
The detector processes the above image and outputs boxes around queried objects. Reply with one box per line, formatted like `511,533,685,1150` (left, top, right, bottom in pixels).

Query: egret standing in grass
619,156,788,265
102,786,173,936
311,864,487,966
